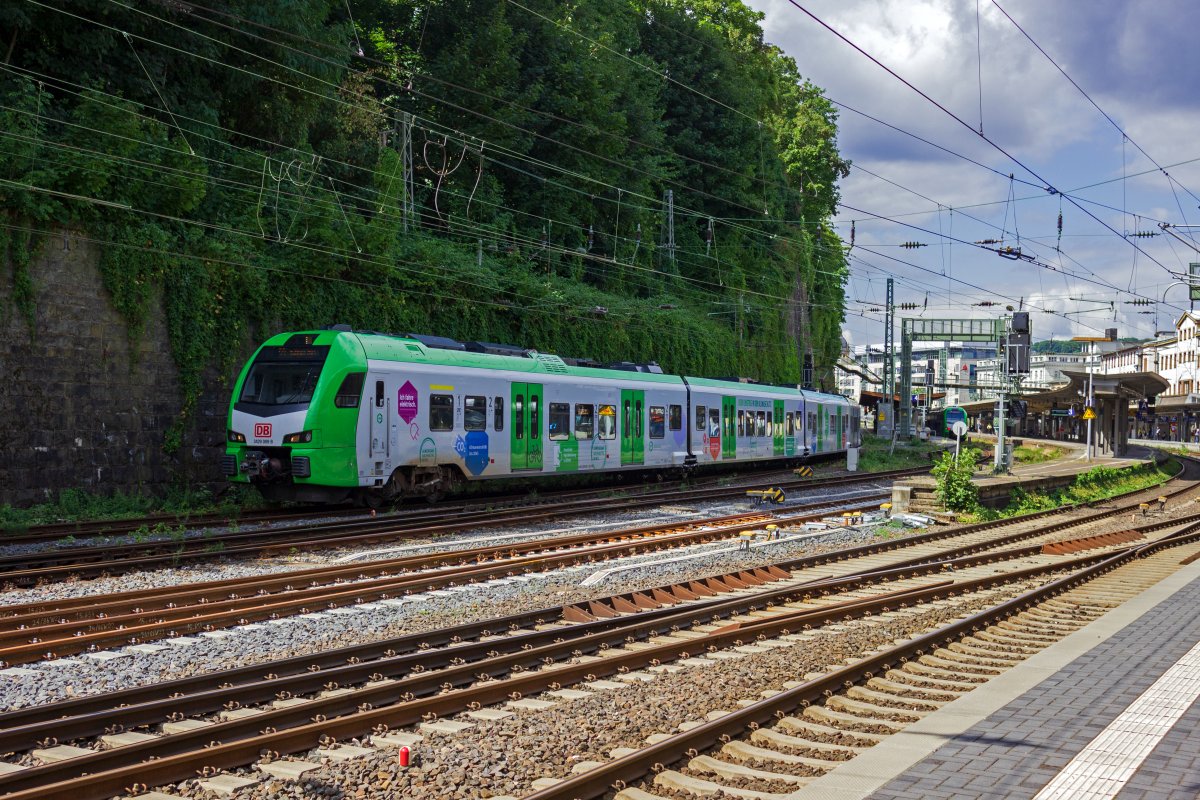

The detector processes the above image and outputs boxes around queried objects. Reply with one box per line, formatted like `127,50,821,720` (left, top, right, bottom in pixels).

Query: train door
511,382,544,470
369,377,389,463
620,389,645,465
721,396,736,460
773,400,785,457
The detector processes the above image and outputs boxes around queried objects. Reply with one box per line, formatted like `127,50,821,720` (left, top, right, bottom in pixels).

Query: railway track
0,490,891,663
0,462,1194,799
0,469,924,583
531,521,1200,800
6,459,873,544
0,460,1186,664
1,458,1186,665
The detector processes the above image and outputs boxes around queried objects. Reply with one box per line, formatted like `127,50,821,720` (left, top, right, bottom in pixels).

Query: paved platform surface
787,557,1200,800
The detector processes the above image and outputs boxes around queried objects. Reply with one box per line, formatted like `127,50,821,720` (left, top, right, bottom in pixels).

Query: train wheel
361,491,388,510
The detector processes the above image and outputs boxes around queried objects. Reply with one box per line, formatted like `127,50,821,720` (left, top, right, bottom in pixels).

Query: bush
931,448,980,512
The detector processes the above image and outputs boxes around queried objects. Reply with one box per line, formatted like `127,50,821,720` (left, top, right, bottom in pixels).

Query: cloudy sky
747,0,1200,348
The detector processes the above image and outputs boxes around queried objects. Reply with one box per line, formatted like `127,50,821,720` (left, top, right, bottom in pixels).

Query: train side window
695,405,706,431
737,410,745,437
623,401,631,439
430,394,454,431
375,380,385,408
548,403,570,441
494,397,504,432
599,404,616,440
464,396,486,431
335,373,365,408
709,408,721,438
668,405,682,431
635,400,643,437
757,411,767,437
530,394,540,440
575,404,595,439
786,412,794,436
514,394,524,440
649,406,665,439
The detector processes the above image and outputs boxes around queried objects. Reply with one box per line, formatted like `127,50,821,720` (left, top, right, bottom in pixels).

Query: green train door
816,404,825,453
620,389,645,465
511,382,543,470
773,400,785,457
721,396,737,460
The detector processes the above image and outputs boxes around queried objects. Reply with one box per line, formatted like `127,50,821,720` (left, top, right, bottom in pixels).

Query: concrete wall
0,230,231,506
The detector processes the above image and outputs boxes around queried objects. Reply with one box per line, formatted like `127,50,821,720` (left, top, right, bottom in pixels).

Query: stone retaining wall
0,231,239,506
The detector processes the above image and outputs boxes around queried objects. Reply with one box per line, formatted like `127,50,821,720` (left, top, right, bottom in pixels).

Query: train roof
268,330,684,385
260,330,853,402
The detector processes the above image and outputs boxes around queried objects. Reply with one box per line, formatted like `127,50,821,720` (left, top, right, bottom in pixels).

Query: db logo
254,423,272,438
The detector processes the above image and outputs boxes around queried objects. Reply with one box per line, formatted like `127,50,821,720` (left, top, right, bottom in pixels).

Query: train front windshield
238,345,330,407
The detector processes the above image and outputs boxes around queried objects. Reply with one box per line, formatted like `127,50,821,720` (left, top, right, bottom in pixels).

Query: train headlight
283,430,313,444
227,430,246,443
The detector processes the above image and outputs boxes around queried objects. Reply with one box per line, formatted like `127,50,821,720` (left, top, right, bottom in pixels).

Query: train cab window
635,400,643,437
623,400,631,439
737,410,745,437
599,404,616,440
649,406,665,439
756,411,767,438
334,372,365,408
530,393,540,440
430,394,454,431
695,406,706,431
709,408,721,438
669,405,682,431
515,395,525,439
464,396,486,431
494,397,504,431
548,403,570,441
575,404,595,439
785,412,795,436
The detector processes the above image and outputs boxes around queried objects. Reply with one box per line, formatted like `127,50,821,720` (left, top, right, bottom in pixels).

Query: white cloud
749,0,1200,345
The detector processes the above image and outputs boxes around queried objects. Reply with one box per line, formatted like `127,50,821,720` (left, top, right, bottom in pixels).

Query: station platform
787,556,1200,800
894,437,1154,512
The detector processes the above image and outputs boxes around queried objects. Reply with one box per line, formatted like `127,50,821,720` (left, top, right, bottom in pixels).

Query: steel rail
0,544,1141,800
0,501,889,663
14,505,1180,752
521,519,1200,800
0,492,884,622
3,461,1189,662
0,470,922,582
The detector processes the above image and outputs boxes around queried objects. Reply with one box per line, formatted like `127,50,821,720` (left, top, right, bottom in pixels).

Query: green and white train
223,328,861,504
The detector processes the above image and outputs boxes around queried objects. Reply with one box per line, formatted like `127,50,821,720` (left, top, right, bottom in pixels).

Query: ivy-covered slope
0,0,850,451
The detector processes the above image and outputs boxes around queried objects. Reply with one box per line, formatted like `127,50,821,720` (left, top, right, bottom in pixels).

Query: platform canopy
958,370,1167,415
